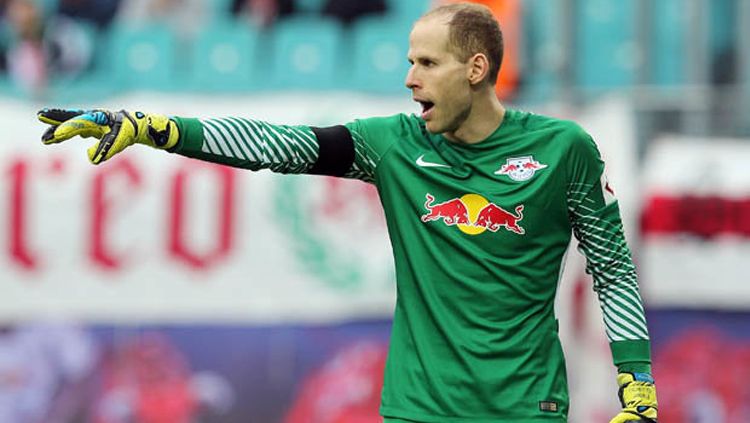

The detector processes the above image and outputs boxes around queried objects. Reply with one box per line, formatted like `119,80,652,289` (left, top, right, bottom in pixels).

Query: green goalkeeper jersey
172,109,652,422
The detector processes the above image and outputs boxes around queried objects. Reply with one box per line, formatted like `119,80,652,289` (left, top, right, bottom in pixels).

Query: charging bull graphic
421,193,525,235
421,194,471,226
475,203,525,234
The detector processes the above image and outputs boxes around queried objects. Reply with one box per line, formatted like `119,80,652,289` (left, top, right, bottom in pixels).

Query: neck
444,91,505,144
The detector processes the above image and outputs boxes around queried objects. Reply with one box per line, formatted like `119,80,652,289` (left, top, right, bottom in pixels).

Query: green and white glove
37,108,180,164
609,372,658,423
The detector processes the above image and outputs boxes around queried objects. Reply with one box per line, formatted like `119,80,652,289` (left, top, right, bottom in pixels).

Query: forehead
408,16,452,58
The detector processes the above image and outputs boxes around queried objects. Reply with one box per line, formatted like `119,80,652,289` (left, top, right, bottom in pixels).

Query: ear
466,53,490,86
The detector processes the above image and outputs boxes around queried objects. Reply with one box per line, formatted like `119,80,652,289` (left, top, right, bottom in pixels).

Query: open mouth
417,100,435,117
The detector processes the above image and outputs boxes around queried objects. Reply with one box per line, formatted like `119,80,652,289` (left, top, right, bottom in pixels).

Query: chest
376,135,574,246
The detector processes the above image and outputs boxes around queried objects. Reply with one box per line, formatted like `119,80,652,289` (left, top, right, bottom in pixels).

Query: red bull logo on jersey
421,193,525,235
494,156,548,182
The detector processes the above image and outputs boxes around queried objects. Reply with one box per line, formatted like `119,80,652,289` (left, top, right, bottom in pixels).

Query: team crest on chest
494,156,548,181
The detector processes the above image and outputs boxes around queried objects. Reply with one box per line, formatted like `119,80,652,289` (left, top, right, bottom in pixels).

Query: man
36,3,657,422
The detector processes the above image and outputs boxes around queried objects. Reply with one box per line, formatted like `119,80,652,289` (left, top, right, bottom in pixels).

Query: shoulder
344,113,423,157
513,110,591,142
512,110,597,155
346,113,422,137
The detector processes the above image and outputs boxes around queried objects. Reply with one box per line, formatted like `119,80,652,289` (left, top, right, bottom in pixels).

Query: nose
405,66,420,90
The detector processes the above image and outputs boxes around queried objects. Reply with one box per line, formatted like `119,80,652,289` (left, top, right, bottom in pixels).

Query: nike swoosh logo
416,154,451,168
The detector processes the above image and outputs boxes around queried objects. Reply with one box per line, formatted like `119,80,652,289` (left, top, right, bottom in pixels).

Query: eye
419,59,435,67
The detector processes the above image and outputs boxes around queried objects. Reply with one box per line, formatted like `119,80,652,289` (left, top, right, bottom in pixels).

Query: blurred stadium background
0,0,749,422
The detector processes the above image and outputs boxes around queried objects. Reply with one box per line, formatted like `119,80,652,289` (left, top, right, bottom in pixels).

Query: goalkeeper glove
37,108,179,165
609,372,658,423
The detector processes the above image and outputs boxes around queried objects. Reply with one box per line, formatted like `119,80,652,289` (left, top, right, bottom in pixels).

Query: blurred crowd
0,0,393,96
0,321,394,423
0,323,236,423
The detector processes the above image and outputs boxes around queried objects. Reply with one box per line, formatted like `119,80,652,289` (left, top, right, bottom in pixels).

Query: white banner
0,93,418,323
640,136,750,308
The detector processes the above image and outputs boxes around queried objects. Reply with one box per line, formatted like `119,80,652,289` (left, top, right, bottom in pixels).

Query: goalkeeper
37,3,657,422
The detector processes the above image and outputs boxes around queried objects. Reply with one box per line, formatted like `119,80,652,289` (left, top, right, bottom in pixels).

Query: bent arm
566,131,652,373
570,197,652,373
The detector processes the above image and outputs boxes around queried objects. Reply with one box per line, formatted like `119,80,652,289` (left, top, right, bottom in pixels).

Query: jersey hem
380,407,567,422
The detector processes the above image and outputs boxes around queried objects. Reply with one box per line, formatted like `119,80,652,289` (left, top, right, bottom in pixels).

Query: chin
424,121,444,134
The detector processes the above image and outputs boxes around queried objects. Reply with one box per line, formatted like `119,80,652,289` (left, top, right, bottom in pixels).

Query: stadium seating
349,17,411,94
576,0,638,91
105,24,180,91
46,19,119,102
708,0,737,85
520,0,563,101
268,17,344,90
190,23,261,92
651,0,685,86
386,0,430,27
0,0,743,117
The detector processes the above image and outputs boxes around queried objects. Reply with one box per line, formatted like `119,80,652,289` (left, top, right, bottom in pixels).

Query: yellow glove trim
609,373,658,423
37,109,179,165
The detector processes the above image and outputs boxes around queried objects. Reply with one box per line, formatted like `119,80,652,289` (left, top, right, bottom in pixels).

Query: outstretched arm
37,108,380,183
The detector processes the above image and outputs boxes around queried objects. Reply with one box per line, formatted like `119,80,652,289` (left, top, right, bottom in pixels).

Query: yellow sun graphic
457,194,489,235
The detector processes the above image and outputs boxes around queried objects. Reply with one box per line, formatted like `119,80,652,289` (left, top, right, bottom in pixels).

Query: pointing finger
41,112,111,145
37,108,88,125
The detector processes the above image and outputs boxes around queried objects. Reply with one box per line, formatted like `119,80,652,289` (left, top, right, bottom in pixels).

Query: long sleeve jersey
171,109,651,422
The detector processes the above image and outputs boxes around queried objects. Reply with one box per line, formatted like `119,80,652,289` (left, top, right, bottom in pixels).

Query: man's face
406,16,473,135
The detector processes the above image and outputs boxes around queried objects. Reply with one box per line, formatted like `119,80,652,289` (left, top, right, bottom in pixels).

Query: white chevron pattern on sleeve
568,183,650,342
199,117,318,174
198,118,379,180
344,128,379,183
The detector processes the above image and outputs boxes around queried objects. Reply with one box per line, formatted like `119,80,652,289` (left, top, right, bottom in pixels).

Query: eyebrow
408,53,440,63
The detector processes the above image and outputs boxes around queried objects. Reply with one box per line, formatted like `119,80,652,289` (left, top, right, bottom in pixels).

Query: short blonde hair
422,3,504,84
